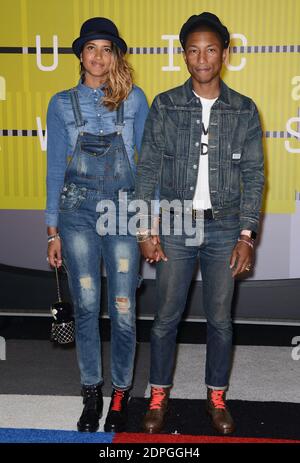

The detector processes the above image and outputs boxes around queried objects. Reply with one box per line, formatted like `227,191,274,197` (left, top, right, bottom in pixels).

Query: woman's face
81,39,113,85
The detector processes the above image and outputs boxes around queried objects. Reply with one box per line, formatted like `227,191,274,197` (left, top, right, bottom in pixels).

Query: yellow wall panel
0,0,300,212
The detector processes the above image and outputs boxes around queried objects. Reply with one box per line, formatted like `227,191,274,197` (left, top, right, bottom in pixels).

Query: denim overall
58,89,139,390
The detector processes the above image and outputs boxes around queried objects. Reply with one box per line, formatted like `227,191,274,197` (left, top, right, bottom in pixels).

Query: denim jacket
135,78,264,232
46,81,149,226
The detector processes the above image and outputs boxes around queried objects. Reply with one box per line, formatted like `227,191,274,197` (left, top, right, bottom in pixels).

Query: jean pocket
59,183,86,212
80,140,111,157
217,214,240,231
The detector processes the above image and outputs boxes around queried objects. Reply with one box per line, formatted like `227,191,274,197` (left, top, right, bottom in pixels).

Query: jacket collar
183,77,231,107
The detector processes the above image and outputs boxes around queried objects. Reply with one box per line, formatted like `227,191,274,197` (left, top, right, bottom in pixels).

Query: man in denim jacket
135,12,264,435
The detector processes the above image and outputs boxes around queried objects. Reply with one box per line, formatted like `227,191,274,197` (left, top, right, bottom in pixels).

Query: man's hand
139,235,168,263
230,238,253,277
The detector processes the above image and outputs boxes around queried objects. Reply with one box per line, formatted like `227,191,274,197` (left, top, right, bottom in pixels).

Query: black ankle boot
77,384,103,432
104,389,130,432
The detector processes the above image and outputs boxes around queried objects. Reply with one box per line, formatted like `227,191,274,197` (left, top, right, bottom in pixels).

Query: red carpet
114,432,300,444
124,398,300,441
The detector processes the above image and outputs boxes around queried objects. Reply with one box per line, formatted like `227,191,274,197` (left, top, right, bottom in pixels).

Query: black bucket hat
72,17,127,58
179,12,230,49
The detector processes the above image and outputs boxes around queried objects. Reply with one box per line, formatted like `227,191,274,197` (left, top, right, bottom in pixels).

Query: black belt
193,208,213,220
162,208,214,220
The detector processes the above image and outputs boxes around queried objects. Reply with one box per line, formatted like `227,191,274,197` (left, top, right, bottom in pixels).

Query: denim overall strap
115,102,125,133
69,89,85,128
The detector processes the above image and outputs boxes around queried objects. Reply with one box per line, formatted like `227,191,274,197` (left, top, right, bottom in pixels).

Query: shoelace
111,390,125,412
149,387,167,410
210,390,226,410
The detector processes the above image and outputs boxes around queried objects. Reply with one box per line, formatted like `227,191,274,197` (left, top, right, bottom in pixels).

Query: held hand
139,235,168,263
47,239,62,268
230,240,253,277
152,242,168,263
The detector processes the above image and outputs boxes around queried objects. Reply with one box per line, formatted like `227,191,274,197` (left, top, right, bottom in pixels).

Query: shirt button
190,186,194,191
196,119,200,124
193,164,197,169
63,187,67,191
97,114,100,117
195,142,200,147
100,130,104,134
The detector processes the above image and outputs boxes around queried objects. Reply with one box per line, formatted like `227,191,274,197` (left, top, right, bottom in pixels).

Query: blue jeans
150,214,239,389
59,193,139,389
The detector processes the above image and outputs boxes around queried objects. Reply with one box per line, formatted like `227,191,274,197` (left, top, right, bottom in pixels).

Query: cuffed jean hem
81,381,103,388
206,384,228,391
112,383,132,392
150,383,173,388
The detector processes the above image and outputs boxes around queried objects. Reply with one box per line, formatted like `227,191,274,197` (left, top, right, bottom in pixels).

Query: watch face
250,231,257,240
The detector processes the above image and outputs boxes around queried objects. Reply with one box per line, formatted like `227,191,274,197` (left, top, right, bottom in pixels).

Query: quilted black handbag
50,265,75,344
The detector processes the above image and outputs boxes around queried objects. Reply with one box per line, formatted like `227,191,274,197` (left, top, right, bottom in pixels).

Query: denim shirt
46,81,149,226
135,78,265,232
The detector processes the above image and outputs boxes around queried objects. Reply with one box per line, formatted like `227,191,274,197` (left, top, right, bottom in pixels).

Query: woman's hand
47,227,62,268
47,238,62,268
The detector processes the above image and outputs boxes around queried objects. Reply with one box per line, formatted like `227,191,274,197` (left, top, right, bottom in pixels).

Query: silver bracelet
48,233,60,243
136,229,151,237
137,235,152,243
137,232,152,243
238,238,254,248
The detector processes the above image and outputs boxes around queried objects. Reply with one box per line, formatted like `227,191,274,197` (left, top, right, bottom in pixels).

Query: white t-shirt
192,93,217,210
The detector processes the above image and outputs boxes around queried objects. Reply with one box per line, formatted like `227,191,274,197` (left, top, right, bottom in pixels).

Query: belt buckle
205,209,213,220
192,209,213,220
192,209,199,220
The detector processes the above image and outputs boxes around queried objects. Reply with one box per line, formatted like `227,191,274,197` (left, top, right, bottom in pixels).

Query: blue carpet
0,428,114,443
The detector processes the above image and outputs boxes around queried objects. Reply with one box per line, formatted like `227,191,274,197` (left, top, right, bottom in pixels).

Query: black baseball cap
179,12,230,49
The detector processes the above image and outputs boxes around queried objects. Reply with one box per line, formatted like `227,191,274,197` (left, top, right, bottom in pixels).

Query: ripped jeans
59,191,139,390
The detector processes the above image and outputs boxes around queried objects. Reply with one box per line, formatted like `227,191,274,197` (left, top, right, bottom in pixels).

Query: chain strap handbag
50,265,75,344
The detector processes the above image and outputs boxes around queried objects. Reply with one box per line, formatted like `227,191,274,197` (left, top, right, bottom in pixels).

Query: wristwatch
240,229,257,241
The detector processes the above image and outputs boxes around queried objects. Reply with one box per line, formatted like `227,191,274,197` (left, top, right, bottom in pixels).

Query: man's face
183,30,227,86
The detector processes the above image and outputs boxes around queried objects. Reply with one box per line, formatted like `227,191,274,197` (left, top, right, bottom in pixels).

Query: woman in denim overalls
46,17,149,433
